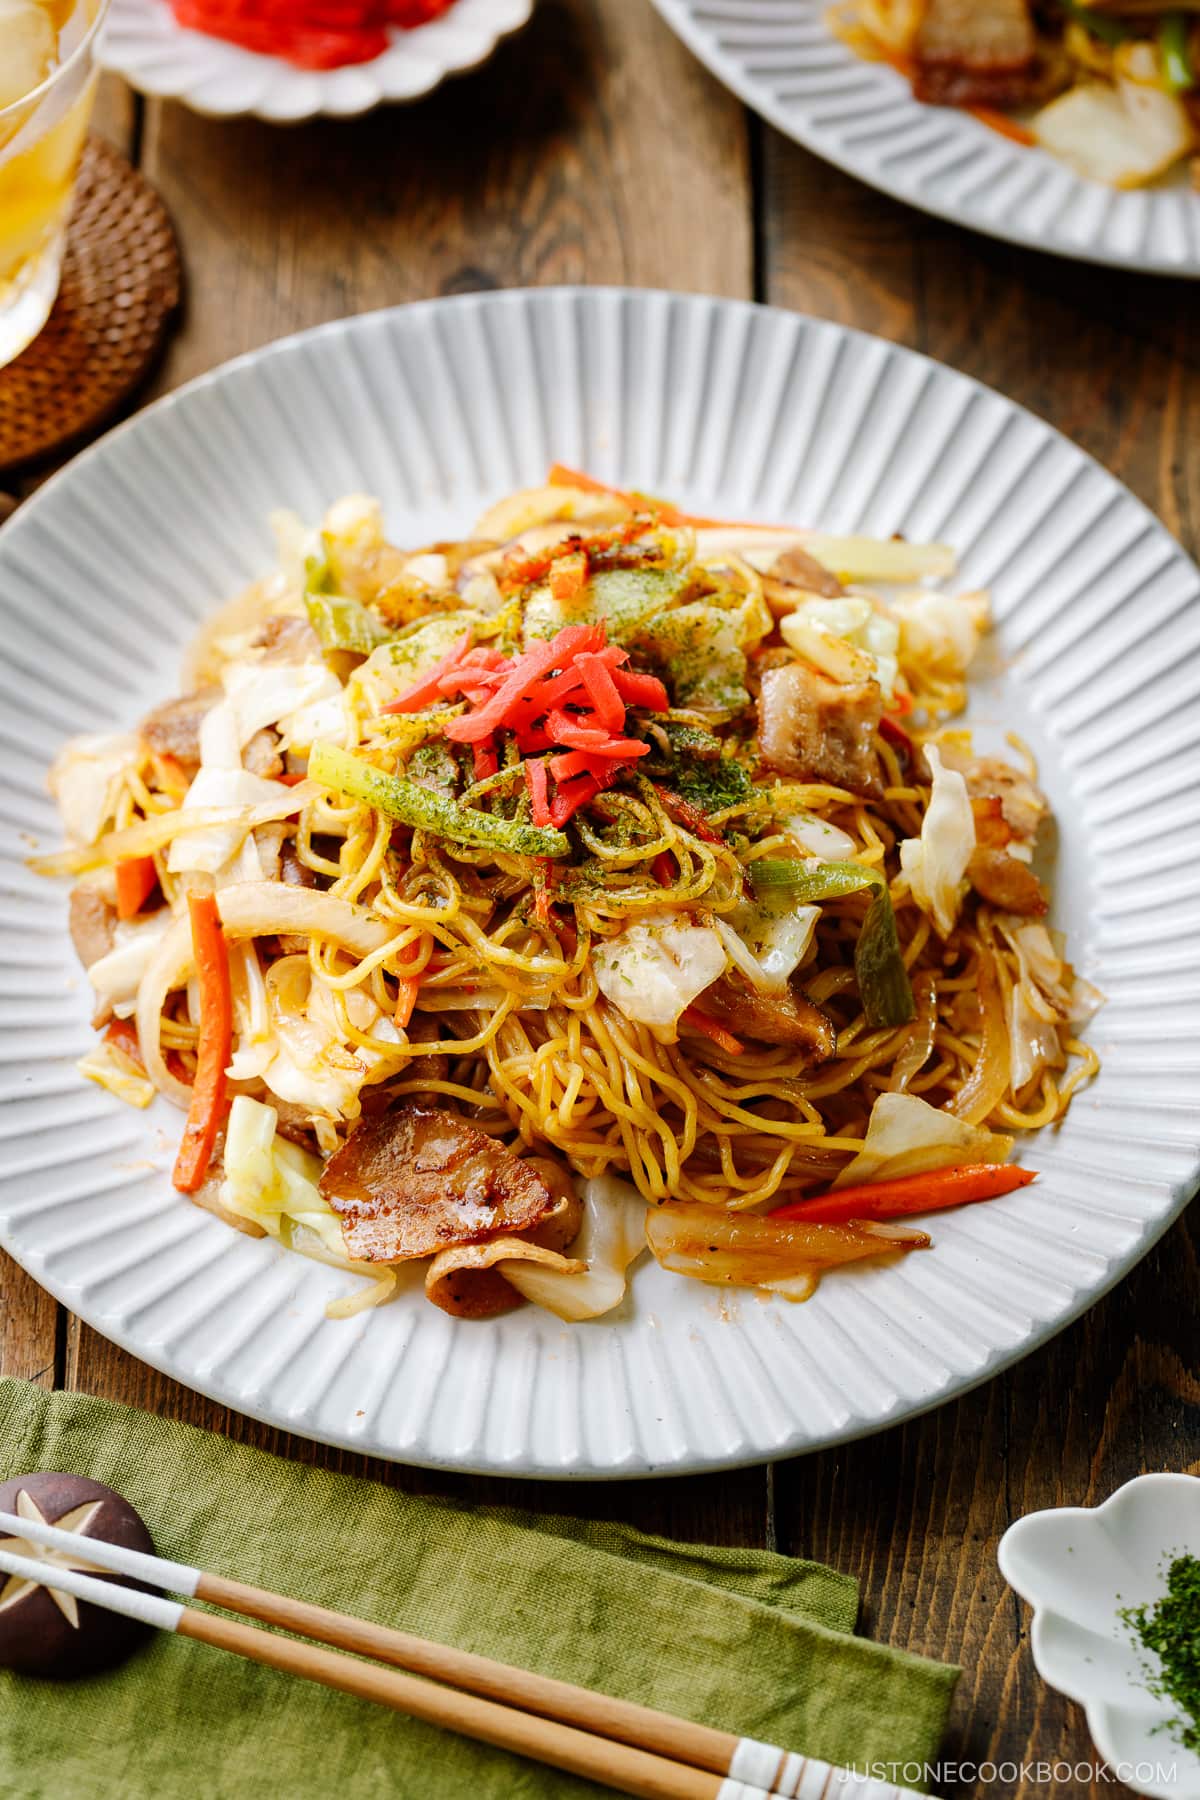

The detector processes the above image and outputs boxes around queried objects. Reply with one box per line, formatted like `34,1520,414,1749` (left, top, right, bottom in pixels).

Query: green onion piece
305,550,333,595
749,859,876,899
1160,13,1195,91
857,884,916,1031
305,593,393,656
749,858,915,1028
1058,0,1133,46
310,742,571,860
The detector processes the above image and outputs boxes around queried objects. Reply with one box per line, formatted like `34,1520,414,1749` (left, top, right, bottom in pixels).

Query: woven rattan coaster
0,136,181,475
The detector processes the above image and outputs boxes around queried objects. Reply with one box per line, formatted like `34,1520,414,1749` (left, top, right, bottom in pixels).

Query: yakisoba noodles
44,472,1101,1322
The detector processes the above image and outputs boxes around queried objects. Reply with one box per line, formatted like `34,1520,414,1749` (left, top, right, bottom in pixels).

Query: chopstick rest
0,1473,157,1677
0,1502,926,1800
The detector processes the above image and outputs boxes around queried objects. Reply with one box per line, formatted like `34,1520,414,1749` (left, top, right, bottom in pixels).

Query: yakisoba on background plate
0,288,1198,1477
650,0,1200,277
99,0,533,120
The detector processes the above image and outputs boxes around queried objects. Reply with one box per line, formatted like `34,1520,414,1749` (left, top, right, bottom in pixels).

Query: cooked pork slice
271,1098,321,1152
940,747,1046,844
697,976,838,1062
968,847,1048,916
68,882,117,971
757,663,885,798
318,1105,555,1263
914,0,1037,108
424,1159,584,1320
244,728,283,780
139,687,221,775
769,546,845,598
279,840,317,888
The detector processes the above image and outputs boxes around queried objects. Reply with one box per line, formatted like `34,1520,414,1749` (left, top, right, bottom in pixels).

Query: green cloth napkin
0,1380,958,1799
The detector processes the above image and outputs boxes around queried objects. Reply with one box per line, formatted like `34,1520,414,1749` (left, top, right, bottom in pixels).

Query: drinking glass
0,0,109,370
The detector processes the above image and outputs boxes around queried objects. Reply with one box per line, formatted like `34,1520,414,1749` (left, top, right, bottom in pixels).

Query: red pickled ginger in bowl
168,0,458,69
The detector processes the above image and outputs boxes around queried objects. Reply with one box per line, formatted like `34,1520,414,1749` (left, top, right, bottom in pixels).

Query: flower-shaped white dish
999,1474,1200,1799
99,0,533,121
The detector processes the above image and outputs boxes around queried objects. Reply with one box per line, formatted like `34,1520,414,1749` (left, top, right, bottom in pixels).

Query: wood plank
140,0,753,391
0,82,140,1385
760,118,1200,1795
0,1254,58,1388
62,0,765,1549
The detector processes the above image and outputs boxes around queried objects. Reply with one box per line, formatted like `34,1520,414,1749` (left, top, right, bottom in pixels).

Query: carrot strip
682,1007,744,1057
549,548,589,601
968,105,1035,147
771,1162,1035,1227
393,978,420,1029
115,855,158,921
172,890,233,1195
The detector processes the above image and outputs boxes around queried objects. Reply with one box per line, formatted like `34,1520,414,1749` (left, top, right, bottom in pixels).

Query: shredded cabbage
593,912,727,1030
166,765,288,876
87,914,170,1020
899,746,975,936
833,1092,1012,1187
220,1094,351,1258
48,734,141,848
633,598,766,713
781,596,900,699
1034,75,1195,188
77,1040,155,1110
721,899,820,994
890,589,989,681
500,1175,648,1319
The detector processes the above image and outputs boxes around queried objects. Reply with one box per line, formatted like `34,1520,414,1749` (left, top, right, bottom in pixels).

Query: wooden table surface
4,7,1199,1795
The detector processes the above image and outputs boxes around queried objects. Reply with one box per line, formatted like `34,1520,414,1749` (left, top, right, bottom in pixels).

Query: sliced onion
890,970,938,1093
34,783,321,878
947,953,1011,1127
216,883,392,958
134,913,195,1109
646,1201,927,1295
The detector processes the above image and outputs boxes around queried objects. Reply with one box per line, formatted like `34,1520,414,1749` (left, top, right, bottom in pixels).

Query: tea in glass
0,0,108,369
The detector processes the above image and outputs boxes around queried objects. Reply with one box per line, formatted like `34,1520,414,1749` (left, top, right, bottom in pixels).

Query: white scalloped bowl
650,0,1200,277
0,289,1199,1478
1000,1476,1200,1799
98,0,533,120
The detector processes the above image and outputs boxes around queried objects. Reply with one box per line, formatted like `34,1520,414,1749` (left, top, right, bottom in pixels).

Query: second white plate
650,0,1200,277
99,0,533,120
1,288,1199,1476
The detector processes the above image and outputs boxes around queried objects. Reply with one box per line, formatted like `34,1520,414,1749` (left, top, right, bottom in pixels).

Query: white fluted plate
650,0,1200,277
1,289,1198,1478
98,0,532,120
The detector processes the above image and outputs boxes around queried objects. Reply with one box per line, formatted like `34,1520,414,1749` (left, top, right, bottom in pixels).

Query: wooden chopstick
0,1544,757,1800
0,1507,925,1800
